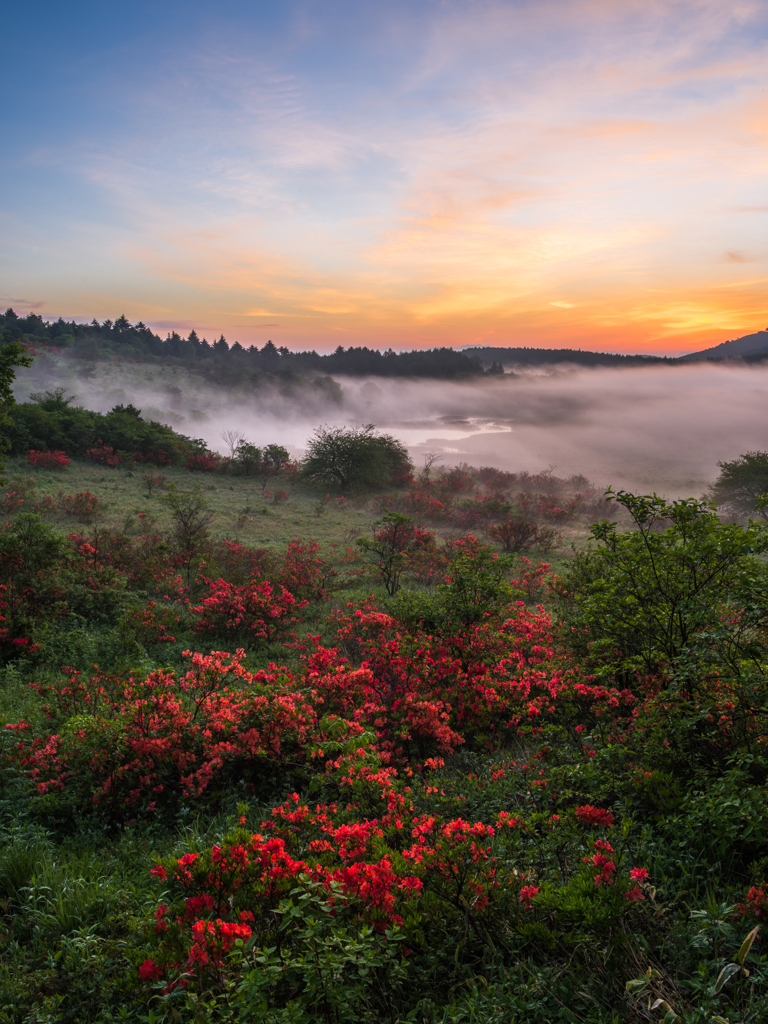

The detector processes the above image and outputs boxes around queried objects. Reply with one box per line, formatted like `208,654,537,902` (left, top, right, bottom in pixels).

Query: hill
682,329,768,360
464,345,667,366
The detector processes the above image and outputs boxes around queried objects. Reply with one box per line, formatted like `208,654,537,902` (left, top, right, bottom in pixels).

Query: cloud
4,0,768,352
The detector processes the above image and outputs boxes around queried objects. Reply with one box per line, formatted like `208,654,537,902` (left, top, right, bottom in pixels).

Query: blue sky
2,0,767,353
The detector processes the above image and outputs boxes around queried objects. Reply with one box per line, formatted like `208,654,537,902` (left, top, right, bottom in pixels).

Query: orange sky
3,0,767,354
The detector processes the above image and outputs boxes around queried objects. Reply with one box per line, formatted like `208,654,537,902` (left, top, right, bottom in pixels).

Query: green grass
5,457,378,552
3,456,594,568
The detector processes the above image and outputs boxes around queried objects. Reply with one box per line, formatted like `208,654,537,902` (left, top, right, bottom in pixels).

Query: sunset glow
2,0,767,354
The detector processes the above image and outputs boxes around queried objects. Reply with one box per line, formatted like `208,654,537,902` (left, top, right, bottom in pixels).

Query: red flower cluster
192,578,302,643
185,450,221,472
26,449,71,470
575,805,615,828
740,884,768,921
58,491,102,519
85,441,121,466
585,840,617,887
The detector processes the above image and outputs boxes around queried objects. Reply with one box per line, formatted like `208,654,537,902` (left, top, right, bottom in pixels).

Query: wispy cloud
2,0,768,351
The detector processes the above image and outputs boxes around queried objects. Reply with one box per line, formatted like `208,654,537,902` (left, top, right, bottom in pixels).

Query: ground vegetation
0,346,766,1021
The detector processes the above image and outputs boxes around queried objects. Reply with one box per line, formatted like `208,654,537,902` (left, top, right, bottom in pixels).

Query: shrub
302,425,412,491
121,601,180,645
192,578,303,643
186,450,220,472
26,449,70,470
143,472,166,496
356,511,436,596
58,491,103,522
84,441,121,467
710,450,768,521
487,516,538,552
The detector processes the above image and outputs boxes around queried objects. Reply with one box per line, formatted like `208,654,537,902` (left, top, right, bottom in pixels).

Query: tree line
0,308,503,379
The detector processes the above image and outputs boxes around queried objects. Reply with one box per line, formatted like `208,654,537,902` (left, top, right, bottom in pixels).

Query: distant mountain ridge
682,330,768,360
463,346,667,367
467,330,768,366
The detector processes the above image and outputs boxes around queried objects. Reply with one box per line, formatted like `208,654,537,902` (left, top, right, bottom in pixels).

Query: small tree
356,511,424,596
419,452,444,484
234,441,263,477
163,485,213,587
221,429,245,460
711,451,768,521
302,424,412,491
257,444,290,492
0,341,33,481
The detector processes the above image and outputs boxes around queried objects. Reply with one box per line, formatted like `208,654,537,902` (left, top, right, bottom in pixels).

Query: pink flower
149,864,167,880
624,885,645,902
629,867,649,882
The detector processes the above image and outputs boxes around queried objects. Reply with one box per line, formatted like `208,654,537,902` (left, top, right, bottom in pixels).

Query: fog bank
15,357,768,496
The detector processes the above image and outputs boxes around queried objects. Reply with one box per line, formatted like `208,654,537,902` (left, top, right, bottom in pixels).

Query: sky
1,0,767,355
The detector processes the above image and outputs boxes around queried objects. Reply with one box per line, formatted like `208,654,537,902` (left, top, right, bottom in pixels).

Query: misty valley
1,320,768,1023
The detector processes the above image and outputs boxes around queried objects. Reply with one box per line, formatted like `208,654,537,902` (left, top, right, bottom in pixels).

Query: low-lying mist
15,357,768,496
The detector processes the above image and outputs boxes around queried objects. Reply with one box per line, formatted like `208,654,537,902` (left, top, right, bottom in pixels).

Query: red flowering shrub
133,450,173,467
277,539,339,600
185,450,220,472
123,601,180,645
85,441,121,467
192,578,303,643
208,539,272,587
26,449,70,470
58,491,103,521
437,466,475,494
487,517,538,552
32,494,57,513
536,495,580,522
7,650,343,811
1,491,27,512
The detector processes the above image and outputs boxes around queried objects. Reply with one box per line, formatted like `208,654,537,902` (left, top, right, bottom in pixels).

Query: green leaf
736,925,760,966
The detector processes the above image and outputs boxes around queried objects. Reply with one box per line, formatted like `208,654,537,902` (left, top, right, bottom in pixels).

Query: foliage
0,513,69,651
557,489,768,689
2,485,768,1022
0,340,33,480
26,448,71,470
192,578,303,643
9,397,189,465
487,515,560,553
163,484,214,587
355,511,435,596
302,424,413,491
711,450,768,521
234,441,291,490
0,307,497,379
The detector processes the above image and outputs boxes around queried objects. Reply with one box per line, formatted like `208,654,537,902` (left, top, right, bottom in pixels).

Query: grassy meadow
0,446,767,1024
